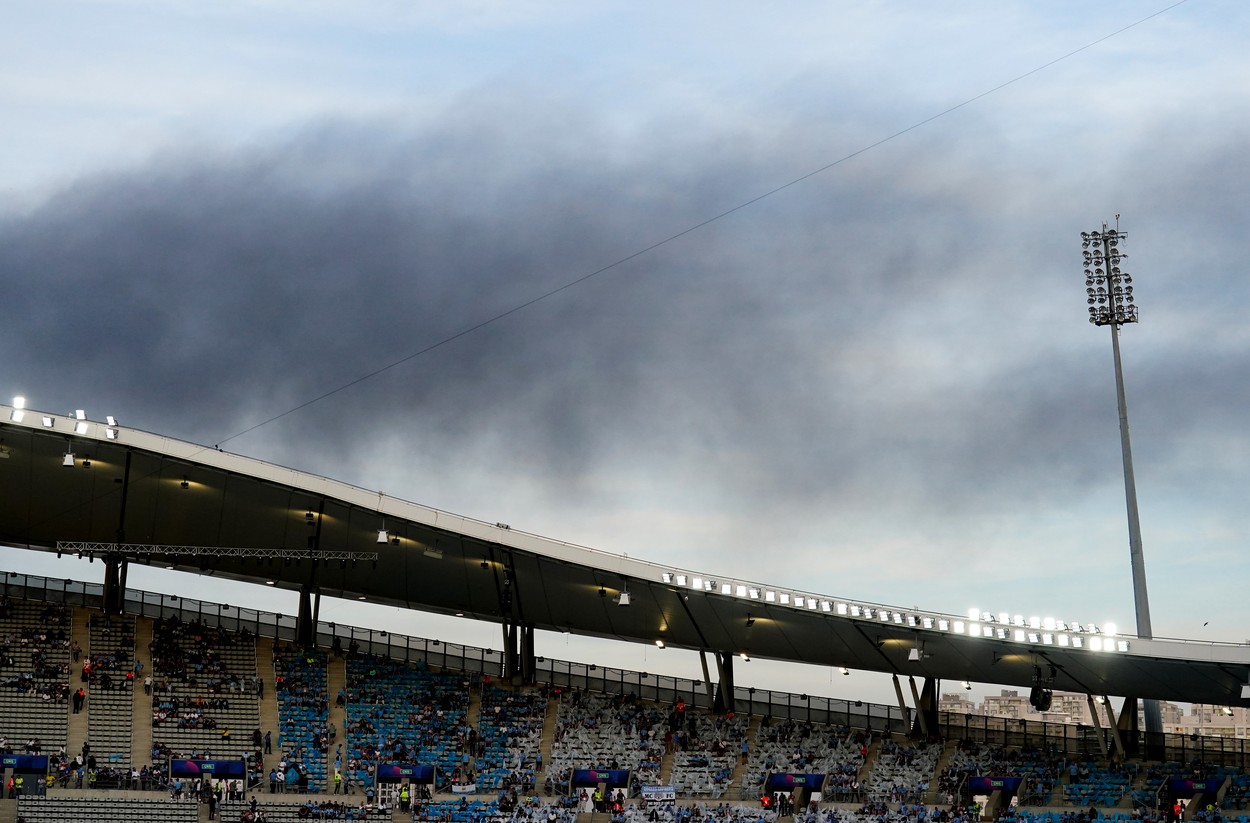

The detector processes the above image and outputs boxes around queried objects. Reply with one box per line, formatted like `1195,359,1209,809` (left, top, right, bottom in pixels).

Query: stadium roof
2,401,1248,707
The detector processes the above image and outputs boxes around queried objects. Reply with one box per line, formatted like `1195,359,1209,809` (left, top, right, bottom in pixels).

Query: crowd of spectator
549,689,666,795
476,685,546,792
343,656,471,789
938,741,1062,806
274,645,332,791
0,603,71,701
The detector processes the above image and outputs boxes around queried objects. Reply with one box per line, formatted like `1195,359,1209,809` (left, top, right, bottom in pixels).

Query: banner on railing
1168,777,1220,796
966,776,1023,793
571,769,631,788
641,785,676,802
766,773,826,791
1,755,48,773
376,764,435,783
169,759,247,778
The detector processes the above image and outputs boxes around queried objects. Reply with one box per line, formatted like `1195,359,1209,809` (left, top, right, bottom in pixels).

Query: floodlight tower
1081,219,1161,735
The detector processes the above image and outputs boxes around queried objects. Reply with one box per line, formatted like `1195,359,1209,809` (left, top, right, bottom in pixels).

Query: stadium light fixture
376,529,388,544
75,421,90,435
106,415,117,426
1083,219,1158,731
41,416,54,428
962,681,972,690
839,666,850,676
655,639,665,649
62,451,75,467
618,592,631,606
12,396,25,409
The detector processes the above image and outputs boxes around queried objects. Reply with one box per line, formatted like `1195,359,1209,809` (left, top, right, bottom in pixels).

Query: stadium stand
863,738,941,804
939,740,1060,806
1061,760,1136,807
274,644,331,792
548,690,665,795
0,598,70,751
743,720,868,802
342,655,471,790
1225,771,1250,810
149,614,261,760
85,612,137,764
668,709,749,798
17,794,199,823
5,575,1250,823
475,684,546,792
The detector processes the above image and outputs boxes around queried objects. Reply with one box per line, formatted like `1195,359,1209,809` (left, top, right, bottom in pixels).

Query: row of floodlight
1080,229,1122,248
9,398,119,441
964,608,1114,636
657,571,1129,652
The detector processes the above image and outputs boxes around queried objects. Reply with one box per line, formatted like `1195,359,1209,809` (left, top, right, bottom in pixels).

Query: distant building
940,690,1234,738
939,693,977,715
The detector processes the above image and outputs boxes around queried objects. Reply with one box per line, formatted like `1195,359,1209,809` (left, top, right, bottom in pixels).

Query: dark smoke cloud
3,94,1250,630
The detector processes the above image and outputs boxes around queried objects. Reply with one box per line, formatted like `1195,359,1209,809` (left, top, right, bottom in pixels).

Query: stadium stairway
466,676,483,742
66,607,90,759
728,715,762,799
132,615,156,766
327,648,347,769
539,686,559,786
255,634,280,775
859,738,883,795
926,739,958,805
0,797,14,823
659,745,675,789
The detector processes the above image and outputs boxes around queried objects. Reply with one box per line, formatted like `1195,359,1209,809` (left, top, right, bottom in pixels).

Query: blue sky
3,0,1248,704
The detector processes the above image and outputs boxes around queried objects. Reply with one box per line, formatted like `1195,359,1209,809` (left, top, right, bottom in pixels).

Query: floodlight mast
1081,220,1161,736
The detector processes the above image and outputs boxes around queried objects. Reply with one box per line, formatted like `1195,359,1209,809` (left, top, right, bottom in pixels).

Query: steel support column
713,653,736,715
